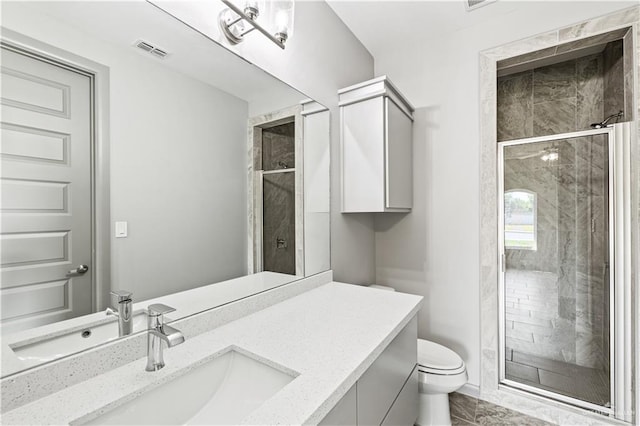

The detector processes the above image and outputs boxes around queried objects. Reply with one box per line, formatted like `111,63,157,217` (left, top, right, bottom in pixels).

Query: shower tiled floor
449,393,554,425
504,269,610,407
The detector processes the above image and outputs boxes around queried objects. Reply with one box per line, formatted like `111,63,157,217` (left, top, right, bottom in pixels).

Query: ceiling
326,0,520,58
326,0,637,60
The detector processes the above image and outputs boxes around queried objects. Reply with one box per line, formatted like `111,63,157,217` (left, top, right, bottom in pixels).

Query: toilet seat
418,364,466,375
417,339,466,375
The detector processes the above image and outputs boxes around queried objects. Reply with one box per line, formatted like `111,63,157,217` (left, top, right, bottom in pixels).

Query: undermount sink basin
11,311,149,364
84,348,296,425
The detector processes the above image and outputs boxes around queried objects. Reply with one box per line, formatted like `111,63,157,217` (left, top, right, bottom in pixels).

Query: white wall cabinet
320,316,418,425
339,76,414,213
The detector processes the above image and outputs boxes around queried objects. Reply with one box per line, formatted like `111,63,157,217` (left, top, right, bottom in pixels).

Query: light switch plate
115,221,128,238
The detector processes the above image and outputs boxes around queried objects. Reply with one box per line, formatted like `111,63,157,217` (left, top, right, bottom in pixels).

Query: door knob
68,264,89,274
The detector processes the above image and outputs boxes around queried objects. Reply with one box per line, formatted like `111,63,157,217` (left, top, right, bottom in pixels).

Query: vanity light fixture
218,0,294,49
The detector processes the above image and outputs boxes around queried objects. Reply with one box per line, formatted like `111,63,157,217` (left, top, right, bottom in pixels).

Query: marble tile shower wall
603,40,625,120
497,40,624,142
262,123,295,170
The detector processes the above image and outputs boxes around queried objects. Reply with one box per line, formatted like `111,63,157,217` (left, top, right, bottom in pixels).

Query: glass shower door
498,128,614,411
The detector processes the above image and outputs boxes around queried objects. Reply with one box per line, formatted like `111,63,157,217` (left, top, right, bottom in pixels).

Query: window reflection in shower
502,134,611,408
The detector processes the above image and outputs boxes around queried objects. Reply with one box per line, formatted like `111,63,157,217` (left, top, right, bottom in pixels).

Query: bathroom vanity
321,316,418,425
1,274,422,425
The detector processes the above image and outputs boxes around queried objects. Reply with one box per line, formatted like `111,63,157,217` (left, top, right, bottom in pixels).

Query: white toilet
369,285,468,426
417,339,467,426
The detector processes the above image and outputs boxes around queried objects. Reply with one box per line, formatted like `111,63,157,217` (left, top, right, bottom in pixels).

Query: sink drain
81,330,92,338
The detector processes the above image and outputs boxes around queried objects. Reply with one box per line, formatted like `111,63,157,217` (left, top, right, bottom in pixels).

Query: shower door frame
497,123,632,418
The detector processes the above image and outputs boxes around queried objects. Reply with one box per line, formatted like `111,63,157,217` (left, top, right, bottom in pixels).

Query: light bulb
275,10,288,34
269,0,294,42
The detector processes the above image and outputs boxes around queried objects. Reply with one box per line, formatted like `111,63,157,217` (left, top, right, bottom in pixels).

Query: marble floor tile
504,268,610,408
506,360,540,383
513,351,582,376
452,415,476,426
449,392,478,422
448,393,555,426
538,368,609,405
475,399,554,426
508,350,610,406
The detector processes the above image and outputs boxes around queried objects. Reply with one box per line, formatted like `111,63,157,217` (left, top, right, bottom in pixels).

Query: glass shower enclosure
497,124,631,416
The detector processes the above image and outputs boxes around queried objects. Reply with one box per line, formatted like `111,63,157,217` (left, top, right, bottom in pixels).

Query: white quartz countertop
2,282,423,425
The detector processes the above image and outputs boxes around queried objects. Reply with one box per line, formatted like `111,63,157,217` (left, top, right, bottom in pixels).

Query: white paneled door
1,46,93,333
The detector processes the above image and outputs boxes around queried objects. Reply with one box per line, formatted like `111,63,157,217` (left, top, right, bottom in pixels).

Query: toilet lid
417,339,464,372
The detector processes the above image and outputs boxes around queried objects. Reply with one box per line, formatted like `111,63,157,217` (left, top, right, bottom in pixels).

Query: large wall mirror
0,1,330,377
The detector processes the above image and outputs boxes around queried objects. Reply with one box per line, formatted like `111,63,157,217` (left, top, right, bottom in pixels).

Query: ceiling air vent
134,40,169,59
149,48,168,59
465,0,496,11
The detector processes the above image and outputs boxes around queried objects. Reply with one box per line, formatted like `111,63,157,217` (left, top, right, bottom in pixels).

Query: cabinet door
385,98,413,210
357,317,417,425
381,366,419,426
319,384,357,426
341,97,385,212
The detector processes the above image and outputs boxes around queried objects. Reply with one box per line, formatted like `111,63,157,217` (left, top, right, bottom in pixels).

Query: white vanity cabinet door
339,76,413,213
381,365,419,426
356,316,417,425
385,98,413,210
319,384,357,426
341,96,386,213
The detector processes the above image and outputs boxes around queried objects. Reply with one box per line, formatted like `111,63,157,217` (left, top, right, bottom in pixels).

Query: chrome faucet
146,304,185,372
106,290,133,337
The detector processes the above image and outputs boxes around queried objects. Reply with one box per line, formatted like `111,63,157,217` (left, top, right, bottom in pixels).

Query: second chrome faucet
146,303,185,372
106,290,133,337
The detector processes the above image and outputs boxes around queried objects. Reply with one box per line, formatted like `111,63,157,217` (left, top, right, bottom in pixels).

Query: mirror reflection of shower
261,121,296,275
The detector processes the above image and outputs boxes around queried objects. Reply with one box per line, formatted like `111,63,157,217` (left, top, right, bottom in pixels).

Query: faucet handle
147,303,176,317
110,290,133,303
